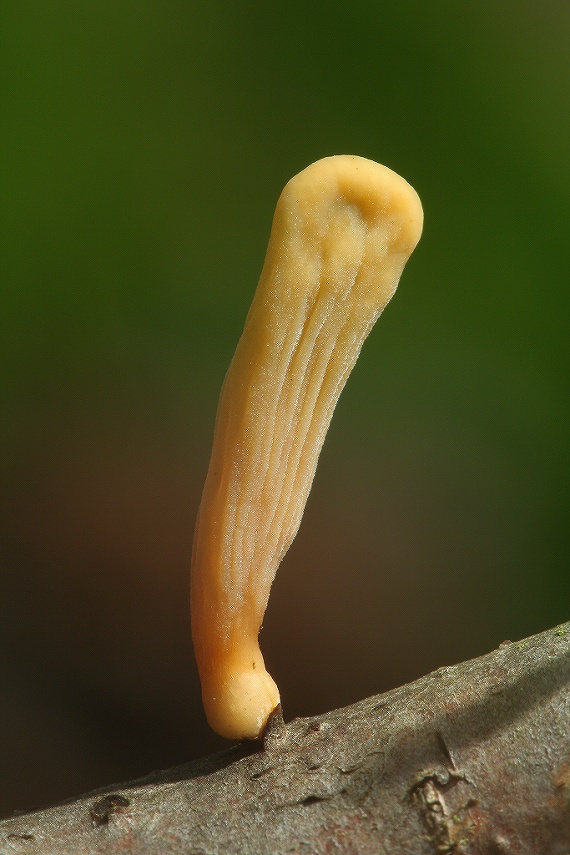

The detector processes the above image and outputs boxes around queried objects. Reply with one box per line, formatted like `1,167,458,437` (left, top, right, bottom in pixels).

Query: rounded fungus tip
191,155,423,740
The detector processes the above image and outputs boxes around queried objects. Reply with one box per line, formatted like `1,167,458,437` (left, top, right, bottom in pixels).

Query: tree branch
2,622,569,854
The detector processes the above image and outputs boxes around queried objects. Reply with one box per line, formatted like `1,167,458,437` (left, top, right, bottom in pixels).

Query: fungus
191,155,423,739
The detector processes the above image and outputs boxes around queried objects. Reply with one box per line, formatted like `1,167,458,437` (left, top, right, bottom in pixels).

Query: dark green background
1,1,569,817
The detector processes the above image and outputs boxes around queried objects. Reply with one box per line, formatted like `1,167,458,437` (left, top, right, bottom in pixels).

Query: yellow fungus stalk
191,155,423,739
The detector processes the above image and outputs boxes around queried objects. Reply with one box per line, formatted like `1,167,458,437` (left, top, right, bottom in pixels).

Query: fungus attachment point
191,155,423,739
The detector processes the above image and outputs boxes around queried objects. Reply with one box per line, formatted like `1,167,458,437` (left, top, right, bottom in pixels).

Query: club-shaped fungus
191,155,423,739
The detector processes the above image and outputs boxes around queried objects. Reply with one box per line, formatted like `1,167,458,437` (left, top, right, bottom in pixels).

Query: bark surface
1,622,569,854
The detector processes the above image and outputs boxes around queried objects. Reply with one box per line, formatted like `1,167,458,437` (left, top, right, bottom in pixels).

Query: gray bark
1,622,569,854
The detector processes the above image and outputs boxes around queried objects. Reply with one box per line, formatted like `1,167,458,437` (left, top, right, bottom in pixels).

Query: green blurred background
1,0,569,818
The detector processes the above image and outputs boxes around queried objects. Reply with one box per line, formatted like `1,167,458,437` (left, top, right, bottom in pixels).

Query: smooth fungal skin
191,155,423,739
